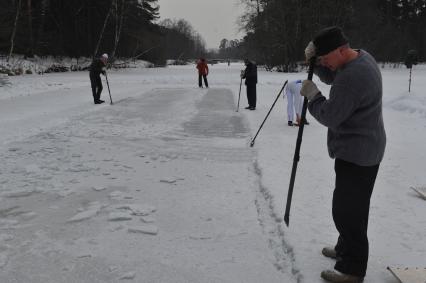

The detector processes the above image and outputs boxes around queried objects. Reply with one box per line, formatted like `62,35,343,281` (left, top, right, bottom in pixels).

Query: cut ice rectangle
387,266,426,283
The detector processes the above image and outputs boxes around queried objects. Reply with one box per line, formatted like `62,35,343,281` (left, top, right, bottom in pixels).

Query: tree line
0,0,206,64
229,0,426,71
2,0,425,70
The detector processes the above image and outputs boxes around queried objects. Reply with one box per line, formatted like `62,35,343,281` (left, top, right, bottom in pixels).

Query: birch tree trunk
93,0,114,58
26,0,34,57
8,0,23,62
111,0,125,60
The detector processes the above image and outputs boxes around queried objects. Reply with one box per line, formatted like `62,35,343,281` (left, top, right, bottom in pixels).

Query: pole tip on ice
250,141,255,147
284,214,290,226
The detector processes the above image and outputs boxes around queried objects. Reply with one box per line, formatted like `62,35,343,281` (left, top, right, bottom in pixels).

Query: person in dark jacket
301,26,386,283
89,53,108,104
241,59,257,110
196,58,209,88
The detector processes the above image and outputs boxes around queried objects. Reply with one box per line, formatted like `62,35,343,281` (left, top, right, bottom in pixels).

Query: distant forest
1,0,425,70
233,0,426,70
0,0,206,64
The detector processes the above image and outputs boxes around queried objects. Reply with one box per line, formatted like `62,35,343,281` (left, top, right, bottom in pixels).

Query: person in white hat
89,53,108,104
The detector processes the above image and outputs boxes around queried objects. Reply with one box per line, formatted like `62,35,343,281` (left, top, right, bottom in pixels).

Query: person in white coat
285,80,308,126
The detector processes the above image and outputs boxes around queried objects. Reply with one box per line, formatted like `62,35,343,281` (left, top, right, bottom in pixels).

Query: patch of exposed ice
116,204,156,216
67,203,103,223
108,212,132,221
140,216,155,223
128,225,158,235
119,271,136,280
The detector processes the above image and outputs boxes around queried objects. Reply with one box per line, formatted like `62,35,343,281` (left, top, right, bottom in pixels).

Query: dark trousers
198,74,208,88
333,158,379,277
90,73,103,102
246,83,256,108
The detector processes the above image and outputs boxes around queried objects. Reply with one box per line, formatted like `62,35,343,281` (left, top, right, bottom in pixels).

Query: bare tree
111,0,125,60
93,0,113,58
34,0,49,54
8,0,22,61
25,0,34,57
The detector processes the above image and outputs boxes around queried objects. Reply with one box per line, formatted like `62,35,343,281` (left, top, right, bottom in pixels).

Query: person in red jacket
196,58,209,88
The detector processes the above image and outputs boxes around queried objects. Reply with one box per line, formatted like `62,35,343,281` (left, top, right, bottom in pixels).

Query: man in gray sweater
301,26,386,283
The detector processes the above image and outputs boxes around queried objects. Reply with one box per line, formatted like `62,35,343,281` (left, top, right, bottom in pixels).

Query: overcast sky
157,0,244,49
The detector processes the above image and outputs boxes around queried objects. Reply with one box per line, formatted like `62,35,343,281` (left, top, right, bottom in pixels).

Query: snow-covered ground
0,62,425,282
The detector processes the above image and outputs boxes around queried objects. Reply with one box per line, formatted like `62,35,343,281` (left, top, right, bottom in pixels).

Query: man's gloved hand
240,70,245,78
300,80,320,101
304,41,316,61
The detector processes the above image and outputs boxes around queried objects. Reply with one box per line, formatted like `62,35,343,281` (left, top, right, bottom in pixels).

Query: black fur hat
313,26,348,56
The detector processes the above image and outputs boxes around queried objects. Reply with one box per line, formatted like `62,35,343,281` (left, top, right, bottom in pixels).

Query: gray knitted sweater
308,50,386,166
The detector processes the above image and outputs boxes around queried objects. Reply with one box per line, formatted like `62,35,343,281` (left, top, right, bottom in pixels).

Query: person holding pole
241,59,258,110
89,53,108,104
285,80,309,126
300,26,386,283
